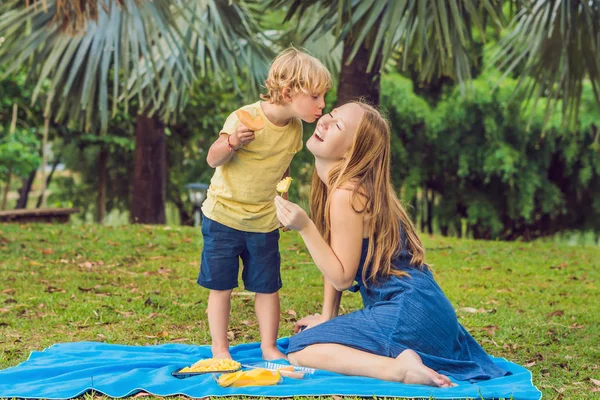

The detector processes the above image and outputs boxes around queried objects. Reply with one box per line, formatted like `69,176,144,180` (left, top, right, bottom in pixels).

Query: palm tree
0,0,272,223
269,0,504,106
271,0,600,125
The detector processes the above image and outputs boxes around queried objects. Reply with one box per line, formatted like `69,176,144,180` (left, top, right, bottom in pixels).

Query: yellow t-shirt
201,101,303,232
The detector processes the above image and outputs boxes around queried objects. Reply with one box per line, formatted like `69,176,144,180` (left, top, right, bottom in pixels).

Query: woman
274,102,508,387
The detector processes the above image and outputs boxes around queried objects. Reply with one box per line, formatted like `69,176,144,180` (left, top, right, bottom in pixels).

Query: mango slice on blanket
276,177,293,195
218,368,281,387
236,109,265,131
179,358,241,373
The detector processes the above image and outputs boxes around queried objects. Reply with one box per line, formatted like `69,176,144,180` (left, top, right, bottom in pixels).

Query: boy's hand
230,124,256,149
274,196,310,232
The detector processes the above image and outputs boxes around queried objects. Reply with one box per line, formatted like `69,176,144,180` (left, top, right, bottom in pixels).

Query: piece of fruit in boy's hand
236,109,265,131
276,177,292,195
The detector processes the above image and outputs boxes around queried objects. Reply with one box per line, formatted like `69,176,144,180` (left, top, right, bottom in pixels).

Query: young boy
199,48,331,360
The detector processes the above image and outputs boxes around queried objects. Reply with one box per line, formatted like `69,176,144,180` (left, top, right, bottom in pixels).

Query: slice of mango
218,368,281,387
236,109,265,131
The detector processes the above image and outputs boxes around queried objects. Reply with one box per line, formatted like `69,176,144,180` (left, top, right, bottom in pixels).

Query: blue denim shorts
197,215,282,293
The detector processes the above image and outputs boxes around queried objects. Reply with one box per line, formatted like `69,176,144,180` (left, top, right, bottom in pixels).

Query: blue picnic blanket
0,338,541,399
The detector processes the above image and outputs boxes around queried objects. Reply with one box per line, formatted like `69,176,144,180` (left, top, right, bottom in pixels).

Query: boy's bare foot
211,347,232,360
394,349,455,387
261,345,287,361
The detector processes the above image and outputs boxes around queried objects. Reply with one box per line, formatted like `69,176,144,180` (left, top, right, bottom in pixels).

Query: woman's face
306,102,364,161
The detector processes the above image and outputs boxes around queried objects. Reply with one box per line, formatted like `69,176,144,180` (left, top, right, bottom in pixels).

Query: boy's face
288,91,326,123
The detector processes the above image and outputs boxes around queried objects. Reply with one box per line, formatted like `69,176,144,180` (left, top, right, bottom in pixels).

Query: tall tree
270,0,503,106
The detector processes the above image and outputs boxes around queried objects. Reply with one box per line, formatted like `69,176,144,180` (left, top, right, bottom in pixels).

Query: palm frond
127,0,273,124
267,0,505,85
0,0,272,132
492,0,600,129
0,0,193,133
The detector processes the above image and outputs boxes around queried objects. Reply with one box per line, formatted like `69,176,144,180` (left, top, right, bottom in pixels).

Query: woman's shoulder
331,183,369,211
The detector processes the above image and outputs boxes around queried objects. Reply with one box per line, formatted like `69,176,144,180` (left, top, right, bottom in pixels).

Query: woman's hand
274,196,311,232
294,313,328,333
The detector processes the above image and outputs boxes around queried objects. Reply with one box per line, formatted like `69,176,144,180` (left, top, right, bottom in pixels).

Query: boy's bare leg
288,344,455,387
207,289,233,359
255,291,287,360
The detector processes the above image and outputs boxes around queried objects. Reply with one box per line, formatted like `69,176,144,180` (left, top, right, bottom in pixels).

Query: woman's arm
321,277,342,320
294,280,340,333
275,189,364,291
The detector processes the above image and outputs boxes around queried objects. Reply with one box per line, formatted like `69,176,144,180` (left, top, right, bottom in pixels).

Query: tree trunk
420,187,426,233
97,146,108,224
16,169,37,209
336,36,381,107
1,171,12,210
38,118,49,209
426,190,434,235
35,157,61,208
130,114,167,224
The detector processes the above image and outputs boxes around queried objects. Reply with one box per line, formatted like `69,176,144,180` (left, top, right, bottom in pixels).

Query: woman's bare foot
261,345,287,361
394,349,455,387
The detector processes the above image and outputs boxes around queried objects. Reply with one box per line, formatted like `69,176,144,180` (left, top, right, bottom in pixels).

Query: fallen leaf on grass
456,307,495,314
0,308,10,314
525,361,536,367
1,288,15,294
481,325,498,336
42,248,54,255
115,311,135,317
591,378,600,386
550,263,568,270
169,338,189,343
547,310,565,318
286,309,297,317
132,391,151,398
45,286,66,293
227,331,235,340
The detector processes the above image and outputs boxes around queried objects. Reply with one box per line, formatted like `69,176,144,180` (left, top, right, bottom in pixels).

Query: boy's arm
206,125,255,168
206,134,236,168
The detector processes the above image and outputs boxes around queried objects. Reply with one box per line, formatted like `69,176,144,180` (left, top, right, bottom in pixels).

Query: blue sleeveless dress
286,238,509,381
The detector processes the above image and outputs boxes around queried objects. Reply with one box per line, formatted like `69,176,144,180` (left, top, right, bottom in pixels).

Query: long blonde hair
309,102,425,285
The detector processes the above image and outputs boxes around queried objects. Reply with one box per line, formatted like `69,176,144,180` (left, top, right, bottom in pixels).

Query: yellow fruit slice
276,177,292,194
218,368,281,387
236,109,265,131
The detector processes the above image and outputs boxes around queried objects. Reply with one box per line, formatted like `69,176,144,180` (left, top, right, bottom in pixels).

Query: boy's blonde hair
261,47,331,104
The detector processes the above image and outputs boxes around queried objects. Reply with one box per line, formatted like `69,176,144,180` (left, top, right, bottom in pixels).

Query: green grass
0,223,598,399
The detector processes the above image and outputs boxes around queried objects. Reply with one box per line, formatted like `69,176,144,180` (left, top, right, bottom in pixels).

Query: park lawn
0,223,598,400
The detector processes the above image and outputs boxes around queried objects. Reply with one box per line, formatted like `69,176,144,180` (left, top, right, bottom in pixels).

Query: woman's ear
281,87,293,102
